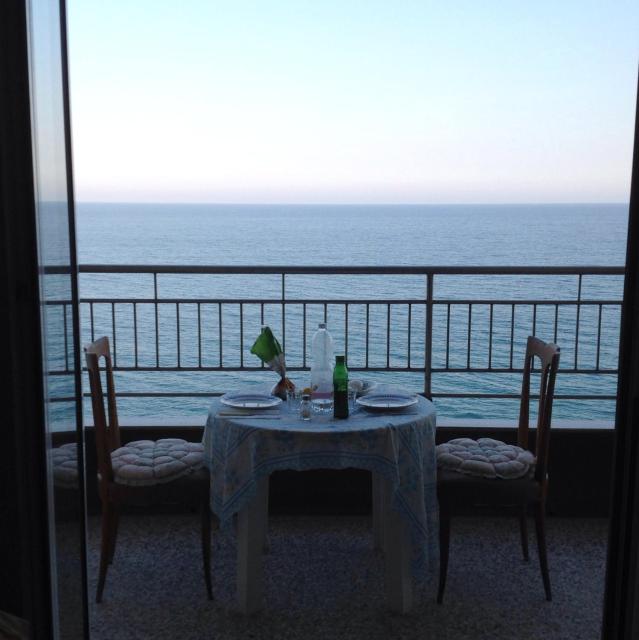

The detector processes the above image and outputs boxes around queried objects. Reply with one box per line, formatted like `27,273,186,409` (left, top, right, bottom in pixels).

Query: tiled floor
88,514,607,640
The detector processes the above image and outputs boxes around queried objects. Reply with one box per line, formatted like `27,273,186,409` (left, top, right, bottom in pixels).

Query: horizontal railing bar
432,299,621,306
84,392,221,398
76,297,430,305
74,366,431,373
44,298,623,307
47,297,624,307
65,264,625,276
49,366,619,375
31,264,629,277
432,368,618,374
68,391,617,401
430,393,617,400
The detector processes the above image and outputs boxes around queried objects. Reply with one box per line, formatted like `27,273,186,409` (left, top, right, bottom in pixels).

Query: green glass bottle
333,355,349,419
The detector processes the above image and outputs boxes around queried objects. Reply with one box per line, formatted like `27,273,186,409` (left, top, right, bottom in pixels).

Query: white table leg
383,477,413,613
237,476,269,614
372,472,385,552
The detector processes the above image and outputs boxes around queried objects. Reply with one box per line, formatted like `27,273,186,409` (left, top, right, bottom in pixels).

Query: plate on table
220,392,282,410
355,392,418,412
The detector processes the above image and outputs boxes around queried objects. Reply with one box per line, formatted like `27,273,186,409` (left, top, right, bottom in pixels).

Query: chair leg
96,502,115,603
534,501,552,601
519,505,529,561
201,502,213,600
437,508,451,604
108,508,120,565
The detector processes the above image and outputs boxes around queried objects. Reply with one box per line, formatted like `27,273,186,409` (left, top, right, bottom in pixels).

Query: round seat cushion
111,438,204,486
436,437,535,480
52,443,79,488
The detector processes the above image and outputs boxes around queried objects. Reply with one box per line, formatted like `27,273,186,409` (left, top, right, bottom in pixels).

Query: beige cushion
111,438,204,487
436,437,535,480
52,443,78,488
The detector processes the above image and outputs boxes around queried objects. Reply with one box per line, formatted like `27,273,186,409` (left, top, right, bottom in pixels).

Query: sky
68,1,639,204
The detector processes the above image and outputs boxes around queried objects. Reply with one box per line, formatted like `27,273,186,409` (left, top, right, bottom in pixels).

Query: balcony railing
44,264,624,421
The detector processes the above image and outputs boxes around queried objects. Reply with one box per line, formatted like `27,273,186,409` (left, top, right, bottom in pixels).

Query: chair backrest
517,336,561,485
84,337,120,487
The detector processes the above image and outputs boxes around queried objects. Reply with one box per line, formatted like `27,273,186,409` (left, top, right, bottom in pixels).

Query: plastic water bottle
310,322,335,414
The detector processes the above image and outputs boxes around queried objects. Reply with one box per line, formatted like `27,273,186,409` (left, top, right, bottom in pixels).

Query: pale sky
68,1,639,204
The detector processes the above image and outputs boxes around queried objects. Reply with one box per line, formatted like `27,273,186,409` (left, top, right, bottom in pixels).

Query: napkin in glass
250,326,294,399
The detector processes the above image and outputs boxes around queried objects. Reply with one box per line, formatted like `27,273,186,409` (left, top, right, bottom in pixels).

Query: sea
61,203,629,425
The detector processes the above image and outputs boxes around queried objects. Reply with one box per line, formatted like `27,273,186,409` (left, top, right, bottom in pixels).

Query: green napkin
250,326,286,377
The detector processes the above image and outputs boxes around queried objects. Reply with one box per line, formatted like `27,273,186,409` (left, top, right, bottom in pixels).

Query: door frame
0,1,56,635
0,0,88,637
602,70,639,639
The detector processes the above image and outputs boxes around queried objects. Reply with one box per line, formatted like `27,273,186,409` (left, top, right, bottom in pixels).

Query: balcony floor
88,513,607,640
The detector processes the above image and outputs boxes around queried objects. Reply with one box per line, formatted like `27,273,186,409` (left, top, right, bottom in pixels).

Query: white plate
220,392,282,410
355,393,418,412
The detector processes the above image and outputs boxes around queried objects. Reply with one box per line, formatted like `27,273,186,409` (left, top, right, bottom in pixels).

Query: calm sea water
76,203,627,267
66,203,628,424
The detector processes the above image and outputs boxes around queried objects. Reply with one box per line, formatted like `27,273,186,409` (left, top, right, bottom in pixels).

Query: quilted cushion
111,439,204,486
436,437,535,480
52,443,79,488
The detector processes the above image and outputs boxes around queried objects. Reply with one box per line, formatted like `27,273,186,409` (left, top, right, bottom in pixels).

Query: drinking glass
348,388,358,413
286,388,301,414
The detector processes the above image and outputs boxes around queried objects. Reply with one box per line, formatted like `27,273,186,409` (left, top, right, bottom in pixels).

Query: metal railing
45,264,624,407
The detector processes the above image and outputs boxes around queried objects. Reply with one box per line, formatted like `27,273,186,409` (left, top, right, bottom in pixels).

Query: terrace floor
88,513,607,640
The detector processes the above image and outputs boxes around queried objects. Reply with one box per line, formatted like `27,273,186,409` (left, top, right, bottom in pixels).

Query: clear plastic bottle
310,322,335,414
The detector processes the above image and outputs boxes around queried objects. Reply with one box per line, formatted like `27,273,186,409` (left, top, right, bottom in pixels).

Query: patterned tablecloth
203,395,438,575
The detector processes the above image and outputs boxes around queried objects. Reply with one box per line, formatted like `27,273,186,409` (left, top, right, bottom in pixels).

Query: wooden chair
85,336,212,603
436,336,560,603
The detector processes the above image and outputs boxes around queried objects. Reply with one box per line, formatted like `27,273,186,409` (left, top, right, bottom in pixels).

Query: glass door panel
28,0,87,637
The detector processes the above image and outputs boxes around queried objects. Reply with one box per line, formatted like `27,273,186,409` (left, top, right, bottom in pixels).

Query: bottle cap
318,322,326,329
336,355,345,363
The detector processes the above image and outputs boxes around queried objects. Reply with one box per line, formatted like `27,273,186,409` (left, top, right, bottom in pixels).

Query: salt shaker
299,393,312,421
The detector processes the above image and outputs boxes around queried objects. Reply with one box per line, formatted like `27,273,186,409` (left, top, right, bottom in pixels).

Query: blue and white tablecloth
203,396,438,576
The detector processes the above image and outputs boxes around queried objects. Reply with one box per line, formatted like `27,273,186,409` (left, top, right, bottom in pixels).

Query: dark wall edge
0,1,54,636
602,68,639,640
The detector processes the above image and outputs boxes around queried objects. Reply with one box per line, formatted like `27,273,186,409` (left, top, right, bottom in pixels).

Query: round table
203,395,438,613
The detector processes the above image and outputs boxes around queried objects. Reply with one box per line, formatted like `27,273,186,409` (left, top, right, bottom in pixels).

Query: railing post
424,273,434,399
575,273,582,369
281,272,286,353
154,271,159,368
